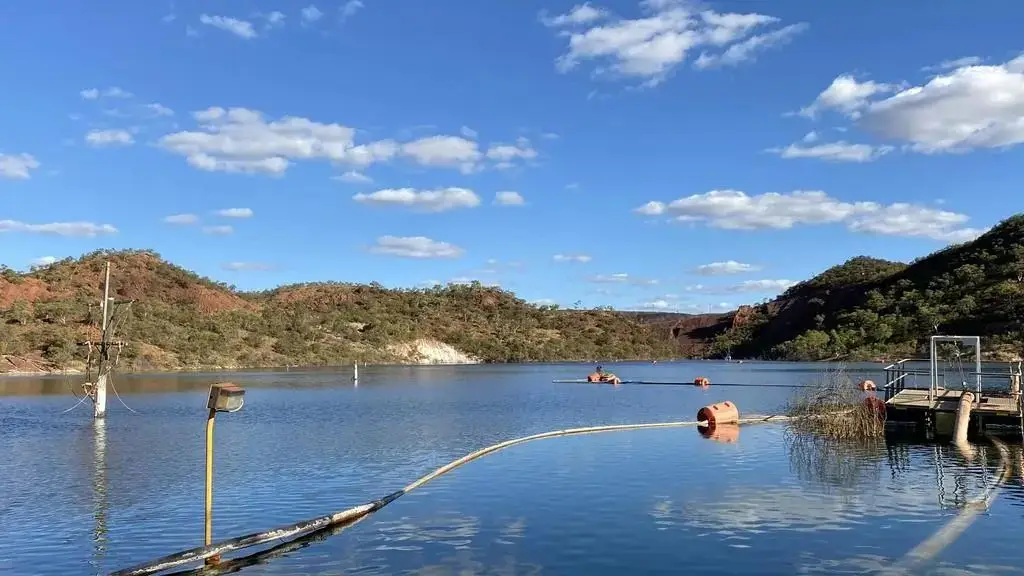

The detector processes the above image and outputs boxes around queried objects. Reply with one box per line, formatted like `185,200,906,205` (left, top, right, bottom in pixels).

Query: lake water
2,361,1024,575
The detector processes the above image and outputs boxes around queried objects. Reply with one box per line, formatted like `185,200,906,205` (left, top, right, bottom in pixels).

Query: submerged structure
883,335,1023,437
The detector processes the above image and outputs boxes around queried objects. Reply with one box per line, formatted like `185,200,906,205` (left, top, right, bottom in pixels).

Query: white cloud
486,138,537,168
145,103,175,117
694,260,760,275
540,3,607,27
798,74,898,119
460,126,478,139
542,132,560,140
301,5,323,23
858,55,1024,153
588,273,658,285
0,153,40,179
566,182,580,190
402,135,481,173
354,187,481,212
85,129,134,147
163,213,199,225
802,131,819,143
32,256,57,267
199,14,257,38
215,208,254,218
532,298,558,306
80,87,133,100
554,254,592,263
846,203,988,243
335,170,373,183
222,262,274,271
767,140,893,162
340,0,364,19
923,56,982,72
693,23,807,69
686,279,796,294
494,191,525,206
203,225,234,235
369,235,464,259
160,108,532,176
545,1,806,86
419,279,442,288
159,107,397,175
0,220,117,237
634,189,983,241
259,11,286,28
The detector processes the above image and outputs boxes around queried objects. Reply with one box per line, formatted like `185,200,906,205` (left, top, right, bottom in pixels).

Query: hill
682,214,1024,362
0,250,680,373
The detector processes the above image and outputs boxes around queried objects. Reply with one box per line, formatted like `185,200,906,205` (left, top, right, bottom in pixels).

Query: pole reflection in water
92,418,109,573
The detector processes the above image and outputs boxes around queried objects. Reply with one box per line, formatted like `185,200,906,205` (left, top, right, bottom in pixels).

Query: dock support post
954,391,975,445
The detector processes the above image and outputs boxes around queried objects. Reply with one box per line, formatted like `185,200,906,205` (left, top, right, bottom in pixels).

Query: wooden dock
887,388,1020,418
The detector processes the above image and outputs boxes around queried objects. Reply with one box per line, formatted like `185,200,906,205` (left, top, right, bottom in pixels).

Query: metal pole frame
929,335,982,404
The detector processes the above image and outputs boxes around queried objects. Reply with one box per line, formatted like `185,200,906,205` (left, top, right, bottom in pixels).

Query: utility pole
81,260,132,419
94,262,112,419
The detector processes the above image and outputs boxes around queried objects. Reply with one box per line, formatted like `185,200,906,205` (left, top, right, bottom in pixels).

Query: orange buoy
859,379,876,391
694,376,711,387
697,401,739,426
698,423,739,443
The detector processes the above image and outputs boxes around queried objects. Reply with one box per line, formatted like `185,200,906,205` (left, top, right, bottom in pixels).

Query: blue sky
1,1,1023,314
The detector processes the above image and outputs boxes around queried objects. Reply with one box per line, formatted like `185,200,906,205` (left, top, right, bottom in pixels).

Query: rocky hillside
684,214,1024,361
0,250,681,373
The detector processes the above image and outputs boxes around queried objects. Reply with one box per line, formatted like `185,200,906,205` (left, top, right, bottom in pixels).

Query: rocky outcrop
387,339,480,365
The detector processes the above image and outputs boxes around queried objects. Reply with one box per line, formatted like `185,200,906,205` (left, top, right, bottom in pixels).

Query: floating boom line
109,414,793,576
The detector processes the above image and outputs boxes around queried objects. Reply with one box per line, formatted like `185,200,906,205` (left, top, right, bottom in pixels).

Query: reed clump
786,363,885,440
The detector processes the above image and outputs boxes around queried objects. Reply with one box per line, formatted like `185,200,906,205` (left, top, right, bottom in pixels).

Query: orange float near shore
697,401,739,426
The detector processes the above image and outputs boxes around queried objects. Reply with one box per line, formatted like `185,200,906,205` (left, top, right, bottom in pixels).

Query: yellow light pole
204,383,246,565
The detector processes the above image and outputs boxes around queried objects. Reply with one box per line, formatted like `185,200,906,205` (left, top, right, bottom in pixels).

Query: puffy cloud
215,208,254,218
686,279,796,294
0,220,117,237
340,0,363,19
159,107,534,176
32,256,57,267
693,261,760,275
588,273,658,285
494,191,525,206
85,129,134,147
798,75,898,119
163,213,199,225
0,153,40,179
545,0,806,86
554,254,592,263
486,137,538,169
799,56,1024,154
369,235,464,259
145,103,174,117
860,55,1024,153
922,56,983,72
159,107,394,175
635,189,984,242
460,126,478,139
766,140,893,162
354,187,480,212
449,277,501,287
402,135,481,173
301,5,323,23
199,14,257,38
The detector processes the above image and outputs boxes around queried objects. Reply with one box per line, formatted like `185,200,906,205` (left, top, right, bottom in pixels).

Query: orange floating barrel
694,377,711,387
697,401,739,426
698,423,740,443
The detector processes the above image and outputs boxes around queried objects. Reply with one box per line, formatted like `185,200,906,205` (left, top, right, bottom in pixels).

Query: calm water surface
2,361,1024,575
